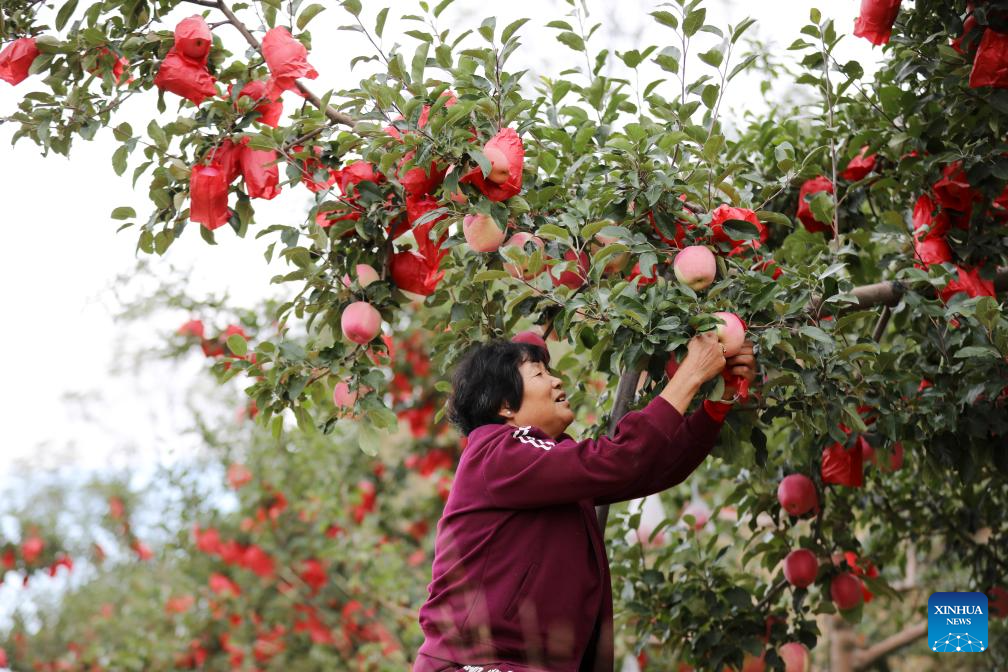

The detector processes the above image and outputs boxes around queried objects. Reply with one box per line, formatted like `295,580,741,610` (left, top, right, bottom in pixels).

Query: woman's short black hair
447,339,549,436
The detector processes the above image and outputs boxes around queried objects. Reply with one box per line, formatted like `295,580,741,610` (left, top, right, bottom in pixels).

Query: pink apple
501,232,545,279
332,381,359,409
673,245,717,290
777,474,818,517
681,499,711,530
483,145,510,184
713,311,746,357
830,572,863,611
341,263,380,288
593,231,630,275
778,643,810,672
340,301,381,344
463,213,506,252
783,549,818,588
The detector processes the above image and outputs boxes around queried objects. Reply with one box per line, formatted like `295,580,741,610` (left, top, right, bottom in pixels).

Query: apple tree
1,0,1007,669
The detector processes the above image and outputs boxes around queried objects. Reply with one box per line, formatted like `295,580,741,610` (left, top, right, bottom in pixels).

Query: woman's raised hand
679,331,727,386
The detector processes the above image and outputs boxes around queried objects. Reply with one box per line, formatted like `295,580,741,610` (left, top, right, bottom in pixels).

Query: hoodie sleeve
478,396,718,509
593,400,724,505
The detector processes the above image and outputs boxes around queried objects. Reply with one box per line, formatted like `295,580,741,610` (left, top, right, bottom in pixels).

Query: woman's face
500,359,574,439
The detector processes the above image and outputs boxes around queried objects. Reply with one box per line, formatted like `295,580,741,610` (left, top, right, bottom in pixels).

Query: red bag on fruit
912,194,950,240
153,49,217,104
238,138,281,200
0,37,40,86
853,0,901,46
709,205,767,254
939,265,996,302
841,147,877,181
970,28,1008,88
261,27,318,98
174,15,212,65
391,251,444,296
821,437,865,488
233,80,283,127
190,164,230,230
796,176,834,233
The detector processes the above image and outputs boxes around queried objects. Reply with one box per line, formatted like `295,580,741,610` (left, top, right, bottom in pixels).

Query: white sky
0,1,880,485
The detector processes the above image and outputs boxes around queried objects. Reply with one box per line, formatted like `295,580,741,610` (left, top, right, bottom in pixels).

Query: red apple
501,232,545,279
673,245,717,290
830,572,864,611
778,642,810,672
549,250,590,290
341,301,381,344
483,145,511,185
783,549,818,588
713,311,746,357
777,474,818,517
463,213,506,252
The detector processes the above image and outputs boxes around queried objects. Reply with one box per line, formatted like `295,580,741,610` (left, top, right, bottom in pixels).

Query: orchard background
1,0,1007,670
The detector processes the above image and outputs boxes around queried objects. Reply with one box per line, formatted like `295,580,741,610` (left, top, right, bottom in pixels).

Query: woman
413,331,758,672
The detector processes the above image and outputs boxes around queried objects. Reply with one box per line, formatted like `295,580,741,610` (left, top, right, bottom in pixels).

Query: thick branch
811,267,1008,314
853,621,928,669
594,366,641,533
213,0,358,129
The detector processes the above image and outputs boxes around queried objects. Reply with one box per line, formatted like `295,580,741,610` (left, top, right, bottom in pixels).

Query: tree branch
853,621,928,669
212,0,358,130
594,365,641,533
810,267,1008,315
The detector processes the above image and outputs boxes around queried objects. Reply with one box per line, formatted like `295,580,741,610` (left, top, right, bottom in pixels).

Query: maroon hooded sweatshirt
413,395,725,672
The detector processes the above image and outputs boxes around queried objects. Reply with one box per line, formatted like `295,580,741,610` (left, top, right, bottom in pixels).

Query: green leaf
502,18,529,43
954,346,1001,359
468,149,491,178
341,0,361,16
536,224,571,242
683,8,706,37
375,7,389,37
808,191,835,227
112,145,128,176
227,334,248,357
296,3,326,30
411,41,429,83
111,206,136,220
146,120,167,149
654,46,681,73
720,218,760,241
651,10,678,29
56,0,79,31
756,210,792,228
800,325,833,345
556,32,585,52
698,47,723,68
478,16,496,42
473,270,510,282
